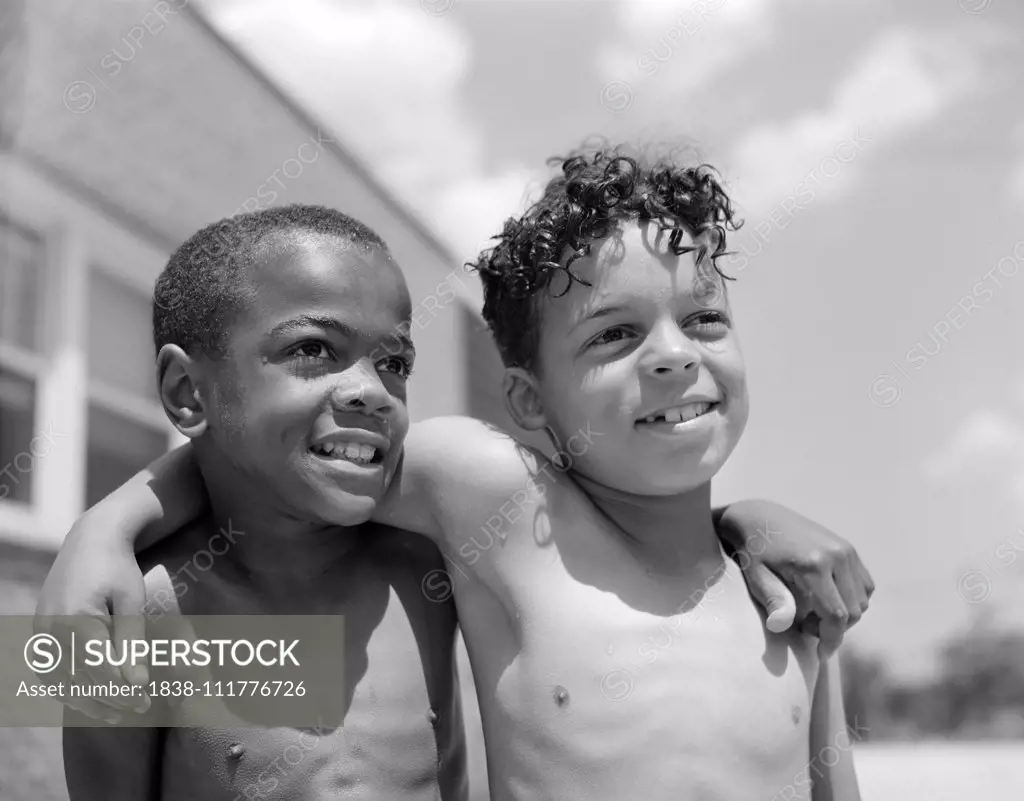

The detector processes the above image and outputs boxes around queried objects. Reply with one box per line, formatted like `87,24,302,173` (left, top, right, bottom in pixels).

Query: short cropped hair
152,204,389,359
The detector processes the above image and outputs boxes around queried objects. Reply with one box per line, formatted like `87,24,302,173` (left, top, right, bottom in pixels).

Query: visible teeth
643,403,713,424
679,403,710,422
312,442,377,463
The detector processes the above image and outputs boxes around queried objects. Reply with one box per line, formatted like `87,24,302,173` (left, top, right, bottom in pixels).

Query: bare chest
144,531,466,800
156,593,466,800
479,550,818,800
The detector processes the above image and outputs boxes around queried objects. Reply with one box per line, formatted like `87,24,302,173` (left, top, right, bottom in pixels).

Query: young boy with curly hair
40,145,869,800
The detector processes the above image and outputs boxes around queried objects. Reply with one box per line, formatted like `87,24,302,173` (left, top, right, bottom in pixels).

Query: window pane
87,268,157,400
85,403,167,507
0,216,43,354
0,367,36,504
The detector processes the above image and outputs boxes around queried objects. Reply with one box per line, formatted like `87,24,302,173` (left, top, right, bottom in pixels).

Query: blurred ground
856,741,1024,800
0,545,68,801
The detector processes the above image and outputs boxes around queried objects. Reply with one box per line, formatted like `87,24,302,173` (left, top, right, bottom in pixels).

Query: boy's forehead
593,219,703,268
250,233,410,314
559,220,707,302
537,220,730,339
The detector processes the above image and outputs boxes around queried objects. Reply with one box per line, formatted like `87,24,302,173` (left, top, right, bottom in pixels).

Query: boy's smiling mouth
309,430,389,466
310,442,380,465
637,401,718,426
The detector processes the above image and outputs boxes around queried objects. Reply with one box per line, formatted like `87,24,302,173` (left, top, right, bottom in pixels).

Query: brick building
0,1,510,797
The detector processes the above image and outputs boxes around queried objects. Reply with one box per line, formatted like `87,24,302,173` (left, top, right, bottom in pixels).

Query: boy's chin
622,462,722,496
311,491,382,527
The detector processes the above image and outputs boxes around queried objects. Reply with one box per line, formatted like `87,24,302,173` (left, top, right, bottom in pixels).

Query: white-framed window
0,154,175,548
85,266,170,508
0,215,45,506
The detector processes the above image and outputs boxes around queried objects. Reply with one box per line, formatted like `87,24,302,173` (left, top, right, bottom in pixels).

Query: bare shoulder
405,415,546,496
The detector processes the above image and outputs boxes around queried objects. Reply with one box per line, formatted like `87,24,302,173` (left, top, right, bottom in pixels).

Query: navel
791,705,802,725
553,685,570,708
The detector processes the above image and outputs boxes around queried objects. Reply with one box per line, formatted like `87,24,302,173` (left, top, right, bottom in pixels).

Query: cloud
728,27,983,218
598,0,774,97
200,0,537,266
922,408,1023,487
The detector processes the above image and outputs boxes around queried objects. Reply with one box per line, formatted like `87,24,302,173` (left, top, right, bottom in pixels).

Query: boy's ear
156,344,208,439
503,367,546,432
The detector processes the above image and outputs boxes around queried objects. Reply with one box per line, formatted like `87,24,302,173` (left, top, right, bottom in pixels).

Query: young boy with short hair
60,206,469,800
43,148,871,800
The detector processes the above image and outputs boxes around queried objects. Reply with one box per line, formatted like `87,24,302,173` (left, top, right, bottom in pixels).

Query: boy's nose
641,331,701,377
329,362,392,416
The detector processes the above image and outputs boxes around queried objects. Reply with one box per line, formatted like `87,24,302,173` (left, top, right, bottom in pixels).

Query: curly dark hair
469,143,742,371
153,204,389,360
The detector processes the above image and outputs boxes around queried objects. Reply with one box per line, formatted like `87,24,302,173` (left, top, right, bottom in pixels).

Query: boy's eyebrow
269,314,416,352
381,327,416,355
570,304,628,333
269,314,363,339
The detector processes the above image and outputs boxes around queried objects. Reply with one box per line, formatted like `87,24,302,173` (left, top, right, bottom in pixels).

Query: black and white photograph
1,0,1022,799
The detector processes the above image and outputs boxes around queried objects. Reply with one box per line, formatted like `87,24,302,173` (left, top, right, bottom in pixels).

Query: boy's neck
208,503,360,590
196,461,361,590
569,469,720,575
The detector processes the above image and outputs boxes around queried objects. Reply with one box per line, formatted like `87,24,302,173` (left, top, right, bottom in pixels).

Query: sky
197,0,1024,678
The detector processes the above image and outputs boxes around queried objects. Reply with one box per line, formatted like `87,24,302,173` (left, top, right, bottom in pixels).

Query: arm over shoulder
373,415,542,548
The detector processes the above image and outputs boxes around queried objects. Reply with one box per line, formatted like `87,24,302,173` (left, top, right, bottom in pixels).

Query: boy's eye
590,326,634,347
687,311,730,335
290,341,333,360
378,355,414,379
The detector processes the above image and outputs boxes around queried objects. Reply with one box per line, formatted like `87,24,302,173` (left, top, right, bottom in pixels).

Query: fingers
111,579,149,687
78,616,128,691
741,560,797,633
830,544,873,632
801,570,848,658
48,615,145,716
64,690,125,725
854,552,876,600
833,564,864,629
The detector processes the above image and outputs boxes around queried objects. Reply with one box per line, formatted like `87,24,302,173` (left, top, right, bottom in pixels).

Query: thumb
743,562,796,633
111,578,149,686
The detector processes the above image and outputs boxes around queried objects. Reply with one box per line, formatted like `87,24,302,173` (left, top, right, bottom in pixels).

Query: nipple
553,685,570,708
426,708,439,727
227,743,245,760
